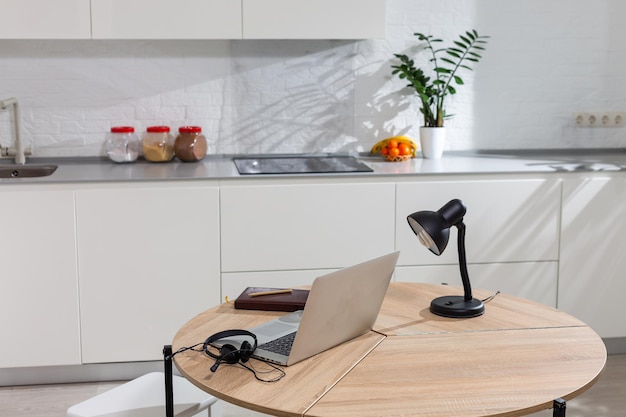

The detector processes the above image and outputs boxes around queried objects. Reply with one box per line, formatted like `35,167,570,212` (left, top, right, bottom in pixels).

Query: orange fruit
388,147,400,157
398,143,411,156
387,139,399,149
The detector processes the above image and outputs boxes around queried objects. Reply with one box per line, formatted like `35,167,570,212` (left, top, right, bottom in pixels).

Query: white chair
67,371,221,417
68,346,220,417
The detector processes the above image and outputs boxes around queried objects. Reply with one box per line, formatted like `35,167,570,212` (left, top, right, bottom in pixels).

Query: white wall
1,0,625,157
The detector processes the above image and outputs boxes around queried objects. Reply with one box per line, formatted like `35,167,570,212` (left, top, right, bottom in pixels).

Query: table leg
164,345,174,417
553,398,566,417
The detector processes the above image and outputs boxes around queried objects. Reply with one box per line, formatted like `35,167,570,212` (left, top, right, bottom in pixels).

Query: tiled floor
1,355,624,417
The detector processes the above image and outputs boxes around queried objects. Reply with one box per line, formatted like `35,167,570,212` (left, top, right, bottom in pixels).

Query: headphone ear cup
220,344,240,364
239,340,253,363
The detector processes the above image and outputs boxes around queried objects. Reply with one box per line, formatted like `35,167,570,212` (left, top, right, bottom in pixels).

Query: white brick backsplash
1,0,626,157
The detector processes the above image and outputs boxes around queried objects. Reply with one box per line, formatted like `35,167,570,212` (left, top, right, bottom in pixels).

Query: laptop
225,251,399,366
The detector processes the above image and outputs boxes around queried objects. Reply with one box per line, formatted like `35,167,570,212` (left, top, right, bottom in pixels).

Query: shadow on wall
223,40,362,154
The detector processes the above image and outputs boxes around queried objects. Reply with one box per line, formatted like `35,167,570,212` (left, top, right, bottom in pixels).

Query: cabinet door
395,262,559,307
559,176,626,338
396,179,561,266
243,0,386,39
0,189,80,368
221,182,395,272
76,186,220,363
91,0,242,39
0,0,90,39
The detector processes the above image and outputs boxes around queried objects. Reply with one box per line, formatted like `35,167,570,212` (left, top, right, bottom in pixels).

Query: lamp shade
406,199,466,256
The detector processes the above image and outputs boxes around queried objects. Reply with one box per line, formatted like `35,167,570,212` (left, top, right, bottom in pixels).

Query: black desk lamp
406,199,485,318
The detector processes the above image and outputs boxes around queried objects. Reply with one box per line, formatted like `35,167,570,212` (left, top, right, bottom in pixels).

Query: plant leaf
440,57,457,66
459,35,471,46
452,42,467,51
454,76,464,85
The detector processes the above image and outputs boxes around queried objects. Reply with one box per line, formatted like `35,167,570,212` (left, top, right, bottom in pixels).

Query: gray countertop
3,148,626,184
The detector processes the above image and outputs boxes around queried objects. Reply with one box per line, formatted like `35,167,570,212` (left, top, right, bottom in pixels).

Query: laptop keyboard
258,331,297,356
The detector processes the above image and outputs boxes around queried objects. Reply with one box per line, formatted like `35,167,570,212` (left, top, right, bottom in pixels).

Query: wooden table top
172,283,606,417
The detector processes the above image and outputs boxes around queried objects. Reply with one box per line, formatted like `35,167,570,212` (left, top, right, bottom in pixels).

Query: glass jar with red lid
106,126,140,163
174,126,207,162
142,126,175,162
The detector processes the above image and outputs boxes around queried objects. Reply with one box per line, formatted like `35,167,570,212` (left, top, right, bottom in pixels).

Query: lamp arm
456,222,473,301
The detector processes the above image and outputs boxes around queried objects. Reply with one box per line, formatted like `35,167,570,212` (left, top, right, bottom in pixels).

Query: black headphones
202,329,257,372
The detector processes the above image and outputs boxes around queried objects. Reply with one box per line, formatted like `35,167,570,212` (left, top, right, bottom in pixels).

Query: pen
249,289,293,297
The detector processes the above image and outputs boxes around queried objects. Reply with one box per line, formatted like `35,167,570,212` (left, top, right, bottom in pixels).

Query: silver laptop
242,251,399,366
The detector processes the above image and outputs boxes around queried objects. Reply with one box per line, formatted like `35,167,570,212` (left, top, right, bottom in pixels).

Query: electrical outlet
574,112,625,127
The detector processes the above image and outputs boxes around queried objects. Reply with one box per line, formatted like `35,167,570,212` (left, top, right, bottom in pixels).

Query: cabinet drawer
221,182,395,272
396,179,561,266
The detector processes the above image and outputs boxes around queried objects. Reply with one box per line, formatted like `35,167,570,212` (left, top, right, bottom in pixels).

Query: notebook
222,251,399,366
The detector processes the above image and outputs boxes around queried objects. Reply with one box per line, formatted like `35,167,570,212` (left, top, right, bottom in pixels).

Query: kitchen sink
233,155,373,175
0,164,58,178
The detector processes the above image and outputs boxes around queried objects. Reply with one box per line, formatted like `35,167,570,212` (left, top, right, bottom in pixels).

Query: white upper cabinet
91,0,243,39
242,0,386,39
1,0,386,39
0,0,90,39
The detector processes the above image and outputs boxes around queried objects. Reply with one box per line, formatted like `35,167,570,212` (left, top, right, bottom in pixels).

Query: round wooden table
173,283,606,417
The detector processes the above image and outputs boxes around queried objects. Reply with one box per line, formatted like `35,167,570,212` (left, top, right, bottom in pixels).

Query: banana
371,135,418,157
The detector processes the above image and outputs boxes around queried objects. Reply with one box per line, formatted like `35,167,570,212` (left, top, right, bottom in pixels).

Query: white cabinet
1,0,386,39
559,175,626,338
396,178,561,267
242,0,386,39
0,0,91,39
91,0,242,39
0,187,80,368
220,181,396,274
75,184,221,363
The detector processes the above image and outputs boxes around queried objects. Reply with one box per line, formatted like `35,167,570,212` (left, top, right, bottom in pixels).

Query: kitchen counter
2,148,626,184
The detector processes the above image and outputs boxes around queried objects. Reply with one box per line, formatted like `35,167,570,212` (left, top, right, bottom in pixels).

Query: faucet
0,97,28,165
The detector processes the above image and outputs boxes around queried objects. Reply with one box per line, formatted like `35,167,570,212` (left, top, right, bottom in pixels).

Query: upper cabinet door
91,0,242,39
0,0,90,39
242,0,386,39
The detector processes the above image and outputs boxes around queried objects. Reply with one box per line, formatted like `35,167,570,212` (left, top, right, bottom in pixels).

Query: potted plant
391,30,489,158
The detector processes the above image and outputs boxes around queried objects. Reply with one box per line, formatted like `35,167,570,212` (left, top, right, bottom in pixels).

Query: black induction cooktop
233,156,373,175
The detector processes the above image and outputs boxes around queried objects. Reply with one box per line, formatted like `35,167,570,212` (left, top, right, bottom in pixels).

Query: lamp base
430,296,485,318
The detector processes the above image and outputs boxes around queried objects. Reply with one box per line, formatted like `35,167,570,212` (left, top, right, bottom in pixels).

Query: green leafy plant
391,30,489,127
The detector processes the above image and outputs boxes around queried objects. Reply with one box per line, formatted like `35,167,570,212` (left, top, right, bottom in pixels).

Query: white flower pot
419,127,446,159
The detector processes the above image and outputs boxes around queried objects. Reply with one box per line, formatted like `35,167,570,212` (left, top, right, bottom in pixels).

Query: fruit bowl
383,154,412,162
371,135,418,163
